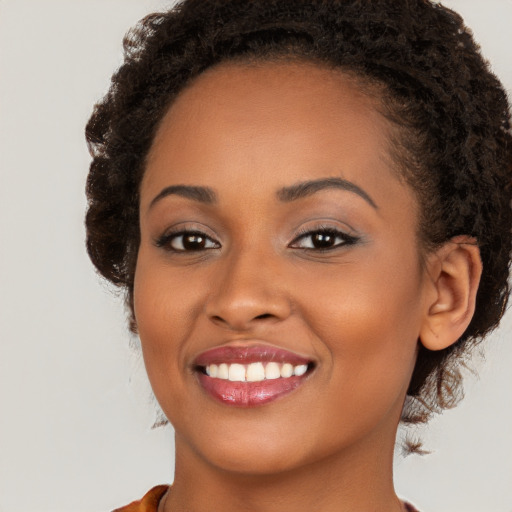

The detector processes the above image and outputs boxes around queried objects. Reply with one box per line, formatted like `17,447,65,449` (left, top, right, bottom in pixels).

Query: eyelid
158,231,220,251
288,222,360,250
154,222,221,252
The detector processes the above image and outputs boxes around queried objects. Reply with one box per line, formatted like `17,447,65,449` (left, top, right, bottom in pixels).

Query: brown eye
310,232,337,249
177,234,207,250
290,229,358,251
157,231,220,252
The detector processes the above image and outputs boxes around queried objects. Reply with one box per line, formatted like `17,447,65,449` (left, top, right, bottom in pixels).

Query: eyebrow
277,177,378,209
149,185,217,209
149,177,377,210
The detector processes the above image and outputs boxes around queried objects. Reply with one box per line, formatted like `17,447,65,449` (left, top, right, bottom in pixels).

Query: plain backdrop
0,1,511,511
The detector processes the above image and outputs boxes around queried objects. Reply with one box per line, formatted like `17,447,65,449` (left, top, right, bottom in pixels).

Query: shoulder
112,485,170,512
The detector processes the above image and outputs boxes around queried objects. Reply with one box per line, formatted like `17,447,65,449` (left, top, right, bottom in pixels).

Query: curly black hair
85,0,512,425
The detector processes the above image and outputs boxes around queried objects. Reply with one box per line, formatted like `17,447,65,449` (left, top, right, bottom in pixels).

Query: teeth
204,362,309,382
246,362,265,382
228,363,246,382
265,362,281,380
218,363,229,380
294,364,308,377
281,363,293,378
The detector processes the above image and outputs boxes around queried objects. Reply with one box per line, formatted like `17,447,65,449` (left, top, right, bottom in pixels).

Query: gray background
0,1,511,511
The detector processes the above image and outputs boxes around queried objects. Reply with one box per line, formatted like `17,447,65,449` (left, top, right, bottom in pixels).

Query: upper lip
193,342,313,368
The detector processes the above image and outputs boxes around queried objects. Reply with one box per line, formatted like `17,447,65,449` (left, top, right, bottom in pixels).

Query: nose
205,248,292,331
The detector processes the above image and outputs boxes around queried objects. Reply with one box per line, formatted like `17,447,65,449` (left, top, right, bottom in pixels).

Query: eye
156,230,220,252
289,228,358,251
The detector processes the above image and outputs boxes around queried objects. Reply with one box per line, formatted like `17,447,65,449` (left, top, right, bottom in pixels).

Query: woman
85,0,512,510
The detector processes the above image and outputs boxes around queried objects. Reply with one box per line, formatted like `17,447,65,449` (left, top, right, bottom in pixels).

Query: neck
164,422,403,512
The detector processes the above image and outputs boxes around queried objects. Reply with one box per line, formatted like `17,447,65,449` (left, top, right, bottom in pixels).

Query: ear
420,235,482,351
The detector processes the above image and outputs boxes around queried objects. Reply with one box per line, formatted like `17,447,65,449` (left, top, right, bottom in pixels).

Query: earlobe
420,236,482,351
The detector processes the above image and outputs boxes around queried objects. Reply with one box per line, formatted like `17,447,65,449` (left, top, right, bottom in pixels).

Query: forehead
147,61,388,161
142,61,413,217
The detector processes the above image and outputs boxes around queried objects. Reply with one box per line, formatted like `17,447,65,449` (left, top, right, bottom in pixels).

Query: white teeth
246,362,265,382
294,364,308,377
209,364,218,378
228,363,246,382
281,363,293,378
265,362,281,380
218,363,229,380
204,362,310,381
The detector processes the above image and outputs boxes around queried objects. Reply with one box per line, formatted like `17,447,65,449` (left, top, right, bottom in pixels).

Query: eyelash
155,230,221,252
289,226,359,251
155,226,359,253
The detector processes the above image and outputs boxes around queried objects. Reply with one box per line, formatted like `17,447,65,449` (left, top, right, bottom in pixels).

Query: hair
85,0,512,426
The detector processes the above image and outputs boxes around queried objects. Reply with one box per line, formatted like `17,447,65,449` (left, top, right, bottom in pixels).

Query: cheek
134,246,202,334
133,249,197,387
295,246,423,390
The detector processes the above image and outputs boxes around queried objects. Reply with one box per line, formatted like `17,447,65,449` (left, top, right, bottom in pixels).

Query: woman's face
134,62,432,475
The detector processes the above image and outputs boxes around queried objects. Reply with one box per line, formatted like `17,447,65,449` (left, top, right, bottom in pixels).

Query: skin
134,62,480,512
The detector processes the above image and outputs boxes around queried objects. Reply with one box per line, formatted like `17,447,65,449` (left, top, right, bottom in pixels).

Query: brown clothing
112,485,169,512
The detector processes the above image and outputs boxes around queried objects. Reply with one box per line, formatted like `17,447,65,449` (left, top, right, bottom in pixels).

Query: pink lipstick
194,345,313,407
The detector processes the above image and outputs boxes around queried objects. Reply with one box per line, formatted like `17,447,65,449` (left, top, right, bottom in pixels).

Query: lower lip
197,373,307,407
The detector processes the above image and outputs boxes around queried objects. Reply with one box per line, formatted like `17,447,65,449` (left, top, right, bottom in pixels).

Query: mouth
193,344,315,407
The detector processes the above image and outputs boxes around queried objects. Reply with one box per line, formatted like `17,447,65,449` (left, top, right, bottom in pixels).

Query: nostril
208,312,277,329
254,313,274,320
210,313,274,323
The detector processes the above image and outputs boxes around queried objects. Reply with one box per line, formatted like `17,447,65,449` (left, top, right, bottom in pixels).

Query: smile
194,345,314,407
205,362,309,381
